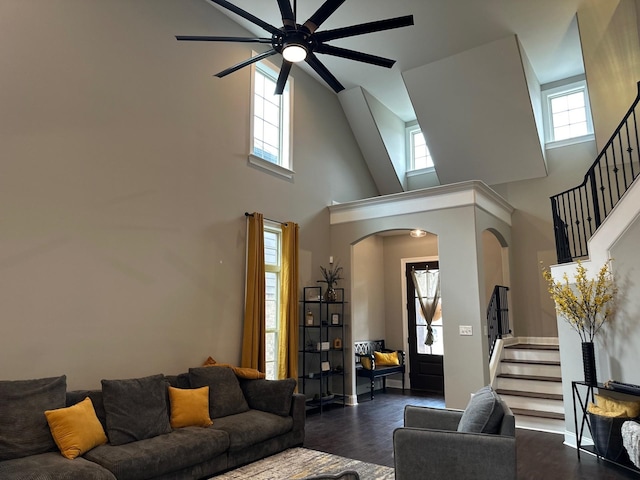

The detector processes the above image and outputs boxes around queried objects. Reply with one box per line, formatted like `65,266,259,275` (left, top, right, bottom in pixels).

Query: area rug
211,447,394,479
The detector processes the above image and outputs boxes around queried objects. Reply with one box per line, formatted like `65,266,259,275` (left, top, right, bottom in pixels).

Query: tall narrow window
264,224,281,380
250,59,292,176
407,125,434,171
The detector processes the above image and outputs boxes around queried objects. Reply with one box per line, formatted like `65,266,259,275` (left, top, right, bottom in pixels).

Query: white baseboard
514,336,559,345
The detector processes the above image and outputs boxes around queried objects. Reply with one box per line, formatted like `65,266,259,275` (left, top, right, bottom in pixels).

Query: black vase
324,287,337,302
582,341,597,386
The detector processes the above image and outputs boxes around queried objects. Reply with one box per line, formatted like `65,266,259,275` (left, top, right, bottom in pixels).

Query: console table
572,381,640,474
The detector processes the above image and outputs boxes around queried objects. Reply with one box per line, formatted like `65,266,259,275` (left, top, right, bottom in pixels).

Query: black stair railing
551,81,640,263
487,285,510,359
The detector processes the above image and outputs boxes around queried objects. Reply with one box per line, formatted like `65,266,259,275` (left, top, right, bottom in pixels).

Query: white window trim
405,122,435,173
264,221,282,381
249,55,294,180
542,78,594,147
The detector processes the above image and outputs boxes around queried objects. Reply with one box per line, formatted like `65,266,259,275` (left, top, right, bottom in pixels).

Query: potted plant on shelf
542,260,617,386
319,262,343,302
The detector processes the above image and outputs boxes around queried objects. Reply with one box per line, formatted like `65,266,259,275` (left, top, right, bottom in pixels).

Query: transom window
543,78,594,146
407,125,434,171
250,59,292,175
264,224,281,381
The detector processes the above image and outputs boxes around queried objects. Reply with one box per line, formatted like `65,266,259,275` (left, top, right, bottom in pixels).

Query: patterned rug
210,447,394,479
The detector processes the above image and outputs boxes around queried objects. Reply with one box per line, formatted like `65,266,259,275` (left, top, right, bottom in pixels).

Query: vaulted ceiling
203,0,587,191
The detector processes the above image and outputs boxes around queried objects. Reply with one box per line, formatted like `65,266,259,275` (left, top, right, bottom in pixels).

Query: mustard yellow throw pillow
374,351,400,366
202,357,266,379
360,356,373,370
169,386,213,428
595,393,640,418
45,397,107,459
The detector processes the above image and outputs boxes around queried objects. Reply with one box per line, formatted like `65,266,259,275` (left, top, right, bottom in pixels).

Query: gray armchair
393,388,516,480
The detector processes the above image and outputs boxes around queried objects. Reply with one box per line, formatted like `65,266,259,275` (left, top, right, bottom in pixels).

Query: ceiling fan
176,0,414,94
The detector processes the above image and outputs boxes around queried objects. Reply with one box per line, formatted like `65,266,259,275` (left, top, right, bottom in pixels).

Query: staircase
495,342,565,434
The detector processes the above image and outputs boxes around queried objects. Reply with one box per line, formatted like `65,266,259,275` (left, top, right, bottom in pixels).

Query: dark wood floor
303,389,640,480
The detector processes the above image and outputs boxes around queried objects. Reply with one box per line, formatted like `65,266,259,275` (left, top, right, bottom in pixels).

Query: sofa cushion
84,427,229,480
0,451,117,480
45,397,108,459
168,386,213,428
189,367,250,418
457,385,505,434
101,374,171,446
240,378,296,416
212,409,293,450
66,390,107,432
0,375,67,461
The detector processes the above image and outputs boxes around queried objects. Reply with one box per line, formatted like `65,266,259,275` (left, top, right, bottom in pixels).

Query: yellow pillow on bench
374,351,400,366
360,356,373,370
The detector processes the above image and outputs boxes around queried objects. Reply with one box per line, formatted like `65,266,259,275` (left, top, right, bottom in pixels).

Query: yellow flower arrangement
542,260,617,342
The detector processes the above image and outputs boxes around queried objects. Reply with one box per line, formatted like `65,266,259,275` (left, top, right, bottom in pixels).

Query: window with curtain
264,224,282,380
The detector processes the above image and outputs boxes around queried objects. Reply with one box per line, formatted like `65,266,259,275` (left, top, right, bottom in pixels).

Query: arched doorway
351,229,441,399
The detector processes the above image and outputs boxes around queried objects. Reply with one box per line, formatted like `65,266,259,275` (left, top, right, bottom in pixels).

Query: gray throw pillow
240,378,296,416
0,375,67,461
457,385,505,434
189,366,250,418
101,374,172,446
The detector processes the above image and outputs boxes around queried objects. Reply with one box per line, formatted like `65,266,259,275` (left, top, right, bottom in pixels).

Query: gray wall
578,0,640,151
0,0,378,389
492,140,598,338
330,202,511,409
608,214,640,384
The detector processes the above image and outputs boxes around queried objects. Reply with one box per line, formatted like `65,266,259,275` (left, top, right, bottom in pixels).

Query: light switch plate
459,325,473,336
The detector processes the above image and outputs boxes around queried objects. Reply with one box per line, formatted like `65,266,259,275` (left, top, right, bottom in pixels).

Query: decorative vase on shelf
324,286,337,302
582,341,597,386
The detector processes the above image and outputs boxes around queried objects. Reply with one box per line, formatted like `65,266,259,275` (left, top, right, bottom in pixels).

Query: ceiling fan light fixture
410,229,427,238
282,43,308,62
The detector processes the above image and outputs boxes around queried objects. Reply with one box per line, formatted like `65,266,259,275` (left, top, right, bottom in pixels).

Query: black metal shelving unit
299,286,346,414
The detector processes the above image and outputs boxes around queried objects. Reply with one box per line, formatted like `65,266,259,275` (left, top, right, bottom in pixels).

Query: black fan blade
314,44,395,68
275,60,293,94
209,0,281,36
277,0,296,29
305,53,344,93
302,0,346,34
176,35,273,44
314,15,414,42
215,49,277,78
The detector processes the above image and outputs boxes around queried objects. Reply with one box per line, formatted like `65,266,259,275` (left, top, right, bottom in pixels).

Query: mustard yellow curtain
241,212,266,371
277,221,299,380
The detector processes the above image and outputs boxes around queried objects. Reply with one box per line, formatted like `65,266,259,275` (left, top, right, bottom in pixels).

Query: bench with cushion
354,340,405,400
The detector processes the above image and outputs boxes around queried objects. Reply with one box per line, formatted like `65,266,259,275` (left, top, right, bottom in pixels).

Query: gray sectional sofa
0,367,305,480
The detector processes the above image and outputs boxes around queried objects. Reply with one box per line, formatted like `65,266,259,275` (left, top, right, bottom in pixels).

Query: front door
406,261,444,394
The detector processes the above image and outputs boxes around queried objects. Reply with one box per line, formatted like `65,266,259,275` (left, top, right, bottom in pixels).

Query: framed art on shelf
331,313,341,325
